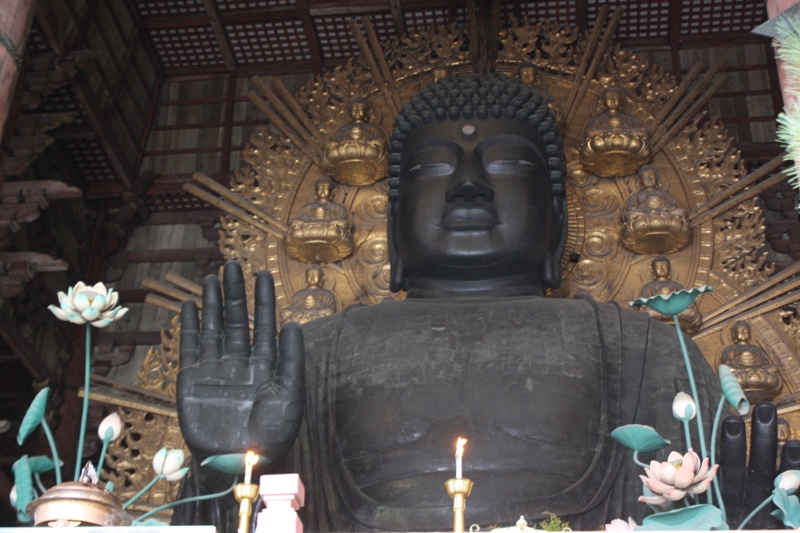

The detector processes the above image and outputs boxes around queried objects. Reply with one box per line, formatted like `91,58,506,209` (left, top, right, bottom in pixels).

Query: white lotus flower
776,470,800,495
605,517,637,531
9,485,16,507
48,282,128,328
152,448,185,480
639,448,718,505
671,392,697,422
97,413,122,442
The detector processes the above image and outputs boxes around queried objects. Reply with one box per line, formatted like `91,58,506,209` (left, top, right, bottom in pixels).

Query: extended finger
275,323,305,393
200,274,224,361
780,441,800,473
223,261,250,359
180,300,200,366
720,416,746,509
745,402,778,510
253,270,277,363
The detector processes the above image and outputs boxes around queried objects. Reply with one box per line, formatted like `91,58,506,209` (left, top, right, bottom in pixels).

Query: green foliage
773,488,800,529
539,514,569,531
11,456,33,523
17,388,49,446
27,456,60,474
611,424,670,453
638,504,728,530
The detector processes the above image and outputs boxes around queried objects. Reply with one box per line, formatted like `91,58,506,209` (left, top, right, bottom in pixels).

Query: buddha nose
446,168,494,204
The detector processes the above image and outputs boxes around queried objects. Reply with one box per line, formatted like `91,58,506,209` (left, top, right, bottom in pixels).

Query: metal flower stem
97,438,111,475
41,419,62,484
74,324,91,481
681,419,694,453
123,474,164,509
710,395,727,521
673,314,708,461
131,479,238,524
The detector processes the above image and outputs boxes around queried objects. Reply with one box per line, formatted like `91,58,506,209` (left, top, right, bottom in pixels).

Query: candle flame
245,450,259,468
456,437,467,456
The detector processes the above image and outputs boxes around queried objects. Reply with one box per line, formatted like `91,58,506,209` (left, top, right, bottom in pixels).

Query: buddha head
387,74,566,295
518,63,538,86
315,178,334,203
650,255,671,280
348,98,369,123
639,166,659,190
305,265,324,289
601,89,623,115
733,320,751,344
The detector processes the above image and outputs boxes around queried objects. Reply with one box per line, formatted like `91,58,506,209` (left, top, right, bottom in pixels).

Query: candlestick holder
233,482,260,533
445,477,474,533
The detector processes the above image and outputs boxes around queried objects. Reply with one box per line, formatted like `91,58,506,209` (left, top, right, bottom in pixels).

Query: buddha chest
309,297,610,508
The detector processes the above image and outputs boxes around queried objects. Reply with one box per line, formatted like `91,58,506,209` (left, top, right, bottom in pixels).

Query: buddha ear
543,193,567,289
387,194,408,292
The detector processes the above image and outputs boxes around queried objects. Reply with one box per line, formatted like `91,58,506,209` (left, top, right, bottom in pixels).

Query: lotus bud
672,392,697,422
165,466,190,482
152,448,184,477
97,413,122,442
776,470,800,495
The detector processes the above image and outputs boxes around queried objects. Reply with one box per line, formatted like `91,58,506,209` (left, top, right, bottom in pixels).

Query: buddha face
306,267,323,288
393,118,556,288
349,101,368,123
315,179,333,201
733,323,751,344
640,168,658,190
651,258,671,279
519,66,537,86
603,90,622,114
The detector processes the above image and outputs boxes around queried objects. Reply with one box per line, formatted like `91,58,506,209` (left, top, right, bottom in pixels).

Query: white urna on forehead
462,124,476,140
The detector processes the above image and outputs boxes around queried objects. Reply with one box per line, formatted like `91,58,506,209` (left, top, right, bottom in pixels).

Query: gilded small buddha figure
580,88,651,177
639,256,702,334
431,66,450,82
284,178,354,263
321,98,388,186
280,266,337,326
518,63,563,126
719,321,783,404
620,166,691,254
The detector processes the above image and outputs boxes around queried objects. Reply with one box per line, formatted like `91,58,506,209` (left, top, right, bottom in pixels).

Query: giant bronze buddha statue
176,75,723,531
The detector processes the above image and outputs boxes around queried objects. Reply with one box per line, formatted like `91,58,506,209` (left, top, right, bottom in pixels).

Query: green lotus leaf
610,424,670,453
629,286,713,316
637,504,728,530
773,488,800,529
11,455,33,523
27,456,60,474
17,388,50,446
201,453,271,475
718,364,750,415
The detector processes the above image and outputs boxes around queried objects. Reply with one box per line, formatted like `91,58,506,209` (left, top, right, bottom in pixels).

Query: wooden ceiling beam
88,172,229,199
203,0,237,72
297,0,324,74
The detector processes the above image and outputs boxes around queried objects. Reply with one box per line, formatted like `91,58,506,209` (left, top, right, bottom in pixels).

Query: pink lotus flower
639,449,718,505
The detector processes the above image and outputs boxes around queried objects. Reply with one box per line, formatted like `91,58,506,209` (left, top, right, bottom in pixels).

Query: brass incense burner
26,481,132,527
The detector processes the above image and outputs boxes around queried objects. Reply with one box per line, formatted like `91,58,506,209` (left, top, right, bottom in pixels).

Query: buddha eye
409,162,455,172
485,159,536,173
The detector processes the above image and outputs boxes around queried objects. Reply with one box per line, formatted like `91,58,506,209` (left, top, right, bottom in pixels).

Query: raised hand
177,261,305,463
719,402,792,528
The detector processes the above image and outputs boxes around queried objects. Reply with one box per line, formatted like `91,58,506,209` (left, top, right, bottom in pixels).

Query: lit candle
455,437,467,479
244,450,259,484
